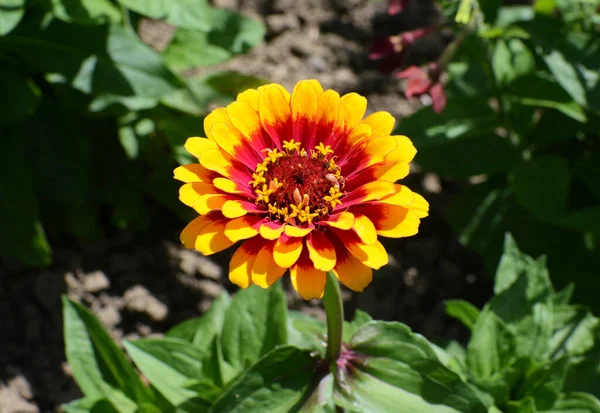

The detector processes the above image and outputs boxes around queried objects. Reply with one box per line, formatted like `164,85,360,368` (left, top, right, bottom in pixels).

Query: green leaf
166,292,230,352
563,343,600,396
162,72,267,116
62,297,153,411
445,300,480,330
466,310,517,379
574,152,600,200
208,346,319,413
546,393,600,413
560,208,600,237
340,321,488,413
0,133,51,265
298,373,336,413
519,357,569,410
162,9,265,71
548,307,599,359
534,0,557,14
124,338,216,409
62,397,124,413
3,21,182,99
47,0,121,25
0,0,25,35
398,98,516,178
0,69,40,126
117,0,212,30
344,309,374,342
505,73,587,122
510,155,570,220
287,310,326,354
220,284,288,383
492,38,536,86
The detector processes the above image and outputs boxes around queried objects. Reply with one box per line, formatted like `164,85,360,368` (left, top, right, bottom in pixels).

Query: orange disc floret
174,80,428,300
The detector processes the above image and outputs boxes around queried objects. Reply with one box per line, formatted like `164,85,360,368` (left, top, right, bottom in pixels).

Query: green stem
323,270,344,365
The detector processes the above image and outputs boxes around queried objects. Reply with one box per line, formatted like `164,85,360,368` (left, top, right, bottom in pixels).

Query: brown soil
0,1,492,411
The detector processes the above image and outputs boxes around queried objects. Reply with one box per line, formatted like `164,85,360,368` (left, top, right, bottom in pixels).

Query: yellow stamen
283,139,302,152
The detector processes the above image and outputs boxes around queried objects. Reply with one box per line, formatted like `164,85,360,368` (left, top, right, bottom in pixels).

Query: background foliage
61,236,600,412
399,0,600,309
0,0,266,266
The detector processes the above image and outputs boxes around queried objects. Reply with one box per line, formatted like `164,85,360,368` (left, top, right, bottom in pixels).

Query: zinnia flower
174,80,428,300
396,63,447,113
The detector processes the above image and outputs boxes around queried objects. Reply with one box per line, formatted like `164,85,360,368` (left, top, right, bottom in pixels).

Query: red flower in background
368,27,434,73
396,63,447,113
388,0,409,15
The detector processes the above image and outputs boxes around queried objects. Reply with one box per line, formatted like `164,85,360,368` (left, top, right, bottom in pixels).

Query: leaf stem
323,270,344,366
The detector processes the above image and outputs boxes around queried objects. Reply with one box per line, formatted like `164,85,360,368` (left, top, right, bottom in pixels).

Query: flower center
250,140,345,225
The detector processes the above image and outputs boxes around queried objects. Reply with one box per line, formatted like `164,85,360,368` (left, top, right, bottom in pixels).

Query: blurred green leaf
344,309,374,341
62,297,153,412
548,393,600,412
124,338,217,409
505,74,587,122
560,208,600,237
286,310,326,354
220,283,288,383
519,357,569,409
162,9,265,71
63,397,122,413
162,72,267,116
492,38,536,86
117,0,212,30
549,306,599,359
574,152,600,200
47,0,121,25
534,0,557,14
0,0,25,35
2,21,182,100
446,300,480,330
208,346,318,413
0,69,40,126
339,321,488,413
466,310,517,379
564,343,600,396
166,292,230,352
510,155,570,220
0,133,51,265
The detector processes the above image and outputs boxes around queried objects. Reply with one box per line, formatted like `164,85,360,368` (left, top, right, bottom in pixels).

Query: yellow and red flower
174,80,428,300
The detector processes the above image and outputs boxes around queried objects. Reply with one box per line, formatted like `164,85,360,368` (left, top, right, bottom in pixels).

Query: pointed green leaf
62,297,152,411
546,393,600,413
208,346,319,413
0,0,25,35
445,300,480,330
117,0,212,30
47,0,121,25
341,321,487,413
220,284,288,383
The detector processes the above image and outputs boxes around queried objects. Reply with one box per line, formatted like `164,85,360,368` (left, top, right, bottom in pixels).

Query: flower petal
174,164,216,183
229,237,265,288
307,231,336,271
194,218,235,256
290,249,326,300
331,236,373,292
213,177,252,196
259,221,285,240
210,122,261,168
380,184,414,206
408,192,429,218
204,108,232,141
237,89,260,111
284,225,314,237
319,211,354,230
386,135,417,164
252,241,286,288
352,214,378,245
332,229,388,269
312,90,340,149
353,203,420,238
291,80,319,145
341,181,396,208
179,183,219,209
273,235,303,268
180,214,217,248
337,92,367,131
227,101,272,152
185,137,218,159
362,111,395,138
224,215,263,242
347,123,372,145
199,149,251,183
259,85,292,149
222,199,262,218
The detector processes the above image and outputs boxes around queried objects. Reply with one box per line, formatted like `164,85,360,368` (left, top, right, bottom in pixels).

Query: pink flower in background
396,63,447,113
388,0,409,15
368,27,435,73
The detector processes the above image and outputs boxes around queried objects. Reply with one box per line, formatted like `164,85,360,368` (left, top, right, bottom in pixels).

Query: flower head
396,63,447,113
175,80,428,300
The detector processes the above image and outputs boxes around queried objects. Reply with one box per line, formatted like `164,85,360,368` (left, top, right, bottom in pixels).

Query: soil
0,1,493,412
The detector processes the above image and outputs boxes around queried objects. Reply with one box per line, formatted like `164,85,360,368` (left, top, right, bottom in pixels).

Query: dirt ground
0,1,493,412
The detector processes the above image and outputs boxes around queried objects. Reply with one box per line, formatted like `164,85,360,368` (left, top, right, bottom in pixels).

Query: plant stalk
323,270,344,366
